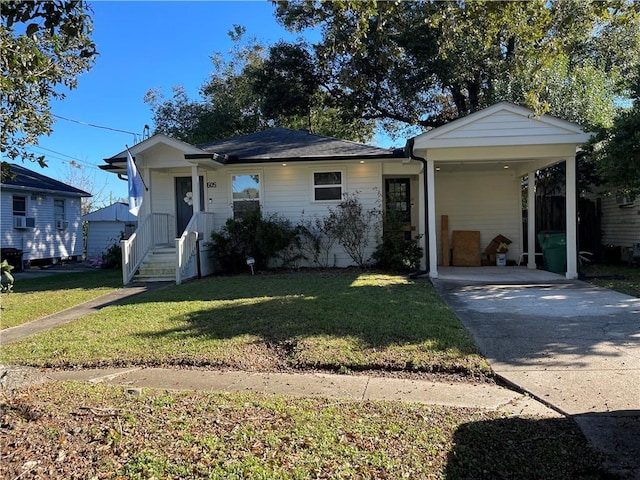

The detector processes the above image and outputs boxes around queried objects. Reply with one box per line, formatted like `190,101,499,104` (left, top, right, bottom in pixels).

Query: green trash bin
537,232,566,274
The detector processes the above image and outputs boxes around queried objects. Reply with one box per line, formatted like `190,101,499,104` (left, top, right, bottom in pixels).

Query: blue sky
27,1,332,205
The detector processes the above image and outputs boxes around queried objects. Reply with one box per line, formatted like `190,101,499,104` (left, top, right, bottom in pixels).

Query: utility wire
52,114,140,140
26,146,100,170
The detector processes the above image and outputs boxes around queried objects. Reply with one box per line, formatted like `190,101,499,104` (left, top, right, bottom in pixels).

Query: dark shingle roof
195,128,403,164
2,163,91,196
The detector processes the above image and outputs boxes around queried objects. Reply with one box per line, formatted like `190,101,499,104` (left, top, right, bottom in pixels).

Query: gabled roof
82,202,137,222
412,102,591,150
192,128,403,164
2,163,91,197
99,133,214,174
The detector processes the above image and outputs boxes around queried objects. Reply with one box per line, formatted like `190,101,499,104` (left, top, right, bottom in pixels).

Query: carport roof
412,102,591,151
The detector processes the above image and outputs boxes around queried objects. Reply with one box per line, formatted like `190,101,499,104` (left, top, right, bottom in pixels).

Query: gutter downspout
405,137,431,278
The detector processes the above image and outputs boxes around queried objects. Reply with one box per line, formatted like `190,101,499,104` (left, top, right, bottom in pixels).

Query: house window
54,199,65,221
13,196,26,216
313,171,343,201
232,174,260,219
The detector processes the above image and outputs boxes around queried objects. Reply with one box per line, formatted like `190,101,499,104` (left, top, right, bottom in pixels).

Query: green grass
0,270,123,329
0,382,606,479
0,271,488,377
581,263,640,297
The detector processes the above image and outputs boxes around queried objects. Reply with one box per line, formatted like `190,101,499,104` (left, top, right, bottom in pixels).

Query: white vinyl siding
1,190,84,262
150,171,174,215
435,170,522,265
599,196,640,248
85,221,130,260
254,161,382,267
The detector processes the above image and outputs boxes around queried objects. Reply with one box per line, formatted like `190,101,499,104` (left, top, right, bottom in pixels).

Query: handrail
121,214,152,285
121,213,175,285
176,212,216,285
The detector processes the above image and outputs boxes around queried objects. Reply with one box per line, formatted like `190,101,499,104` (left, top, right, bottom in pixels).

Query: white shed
82,203,137,260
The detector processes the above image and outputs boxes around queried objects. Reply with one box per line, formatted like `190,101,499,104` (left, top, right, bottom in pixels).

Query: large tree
274,0,639,138
589,67,640,199
0,0,97,177
145,27,375,144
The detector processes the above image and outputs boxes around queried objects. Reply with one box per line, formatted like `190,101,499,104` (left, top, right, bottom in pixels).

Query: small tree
327,192,381,269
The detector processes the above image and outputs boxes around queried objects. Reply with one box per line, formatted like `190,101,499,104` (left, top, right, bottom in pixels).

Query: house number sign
207,182,217,188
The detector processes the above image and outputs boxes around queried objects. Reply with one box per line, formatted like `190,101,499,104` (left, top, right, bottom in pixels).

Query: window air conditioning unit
13,216,35,229
56,219,69,230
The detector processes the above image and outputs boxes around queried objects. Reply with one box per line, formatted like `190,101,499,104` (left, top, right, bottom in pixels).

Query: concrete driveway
432,270,640,479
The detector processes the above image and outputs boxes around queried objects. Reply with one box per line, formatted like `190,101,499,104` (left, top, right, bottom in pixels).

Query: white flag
127,151,144,216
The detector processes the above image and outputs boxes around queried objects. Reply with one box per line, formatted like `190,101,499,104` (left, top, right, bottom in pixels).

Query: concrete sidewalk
432,277,640,479
34,366,557,417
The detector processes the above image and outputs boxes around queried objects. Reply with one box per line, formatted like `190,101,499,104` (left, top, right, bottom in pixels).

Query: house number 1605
207,182,217,188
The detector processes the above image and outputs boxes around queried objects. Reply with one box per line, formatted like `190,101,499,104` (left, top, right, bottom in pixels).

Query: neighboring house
1,163,91,268
592,192,640,263
100,102,590,285
82,202,138,260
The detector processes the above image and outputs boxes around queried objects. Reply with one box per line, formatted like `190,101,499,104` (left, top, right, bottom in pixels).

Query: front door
385,178,411,240
175,176,204,234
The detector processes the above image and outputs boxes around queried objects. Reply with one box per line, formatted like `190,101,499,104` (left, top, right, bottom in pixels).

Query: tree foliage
275,0,639,136
145,26,375,144
0,0,97,176
588,67,640,199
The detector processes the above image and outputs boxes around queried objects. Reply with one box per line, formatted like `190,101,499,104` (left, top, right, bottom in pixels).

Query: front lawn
0,270,123,329
0,382,605,479
0,271,489,378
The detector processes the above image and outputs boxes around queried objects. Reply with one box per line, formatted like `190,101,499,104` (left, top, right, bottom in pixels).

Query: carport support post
427,158,438,278
527,171,537,270
565,156,578,279
191,166,201,214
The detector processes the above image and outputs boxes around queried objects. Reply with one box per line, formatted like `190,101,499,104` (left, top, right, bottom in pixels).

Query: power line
52,114,141,141
26,146,100,171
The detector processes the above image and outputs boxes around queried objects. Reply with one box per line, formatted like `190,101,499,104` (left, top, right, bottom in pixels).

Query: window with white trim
12,196,26,216
313,171,343,201
232,174,260,219
54,199,65,221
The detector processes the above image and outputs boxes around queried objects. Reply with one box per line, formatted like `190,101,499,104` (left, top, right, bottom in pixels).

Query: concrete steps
134,247,176,282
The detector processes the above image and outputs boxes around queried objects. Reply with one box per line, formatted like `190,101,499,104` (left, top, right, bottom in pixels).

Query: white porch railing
121,213,175,285
176,212,216,285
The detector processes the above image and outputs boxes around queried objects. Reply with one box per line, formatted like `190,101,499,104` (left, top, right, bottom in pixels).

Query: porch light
436,167,441,171
282,163,287,166
359,160,365,164
503,165,510,169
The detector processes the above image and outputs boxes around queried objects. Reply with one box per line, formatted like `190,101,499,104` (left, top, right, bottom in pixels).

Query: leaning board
451,230,481,266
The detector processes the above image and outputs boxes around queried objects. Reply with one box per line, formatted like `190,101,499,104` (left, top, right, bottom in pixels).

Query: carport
407,102,591,280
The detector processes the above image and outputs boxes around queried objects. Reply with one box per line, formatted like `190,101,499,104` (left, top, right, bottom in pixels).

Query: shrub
298,213,338,268
373,210,423,272
1,259,14,294
212,209,301,273
101,242,122,269
327,192,381,269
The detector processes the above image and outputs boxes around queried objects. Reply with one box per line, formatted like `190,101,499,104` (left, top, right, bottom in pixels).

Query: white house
594,193,640,263
99,102,591,285
82,202,138,260
1,163,91,269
